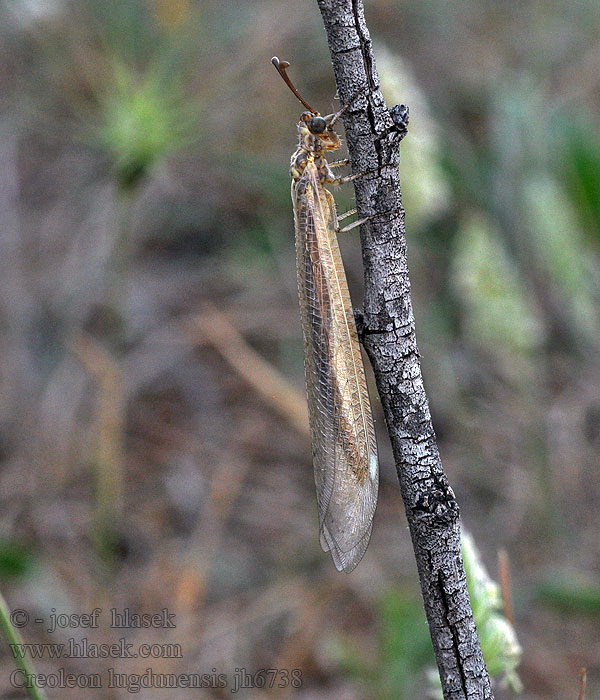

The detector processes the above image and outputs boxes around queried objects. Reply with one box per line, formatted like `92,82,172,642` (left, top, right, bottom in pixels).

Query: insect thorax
291,149,336,184
289,119,340,183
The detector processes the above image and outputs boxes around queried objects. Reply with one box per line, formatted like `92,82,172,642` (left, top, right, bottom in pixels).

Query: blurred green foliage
451,213,543,359
327,588,433,700
94,58,200,189
559,115,600,247
537,577,600,617
461,533,522,692
374,590,435,700
0,539,34,580
9,0,203,190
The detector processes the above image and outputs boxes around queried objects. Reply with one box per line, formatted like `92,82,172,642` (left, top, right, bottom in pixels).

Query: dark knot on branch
390,103,409,140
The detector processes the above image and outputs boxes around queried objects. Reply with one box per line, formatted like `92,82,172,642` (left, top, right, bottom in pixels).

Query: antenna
271,57,318,114
328,87,366,127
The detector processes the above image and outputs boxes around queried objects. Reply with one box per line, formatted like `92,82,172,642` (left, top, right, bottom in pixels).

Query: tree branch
316,1,494,698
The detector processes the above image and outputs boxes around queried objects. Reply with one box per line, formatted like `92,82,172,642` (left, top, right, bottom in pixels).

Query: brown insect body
290,105,379,573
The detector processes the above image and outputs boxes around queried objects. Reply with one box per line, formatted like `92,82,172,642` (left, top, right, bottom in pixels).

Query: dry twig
498,548,515,626
186,304,309,436
316,1,493,697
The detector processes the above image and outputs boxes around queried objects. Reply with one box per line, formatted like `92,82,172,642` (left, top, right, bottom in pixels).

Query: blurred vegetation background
0,0,599,698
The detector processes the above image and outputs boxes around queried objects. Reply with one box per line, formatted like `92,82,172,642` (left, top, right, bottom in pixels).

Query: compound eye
309,116,327,134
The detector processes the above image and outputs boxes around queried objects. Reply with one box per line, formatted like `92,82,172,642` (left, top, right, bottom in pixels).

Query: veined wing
293,162,378,573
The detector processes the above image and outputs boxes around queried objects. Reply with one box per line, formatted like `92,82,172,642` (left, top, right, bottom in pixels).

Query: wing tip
320,522,373,573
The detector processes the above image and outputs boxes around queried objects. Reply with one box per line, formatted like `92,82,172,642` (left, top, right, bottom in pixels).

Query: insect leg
337,208,404,234
337,217,370,234
332,173,361,185
328,159,351,169
328,167,381,186
337,207,357,222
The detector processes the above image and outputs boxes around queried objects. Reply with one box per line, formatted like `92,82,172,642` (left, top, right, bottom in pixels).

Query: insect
272,57,378,572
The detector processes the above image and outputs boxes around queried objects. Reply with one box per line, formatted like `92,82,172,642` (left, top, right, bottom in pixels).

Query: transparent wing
294,170,337,529
293,163,378,573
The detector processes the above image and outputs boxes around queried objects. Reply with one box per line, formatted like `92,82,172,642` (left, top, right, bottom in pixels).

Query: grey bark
316,1,494,698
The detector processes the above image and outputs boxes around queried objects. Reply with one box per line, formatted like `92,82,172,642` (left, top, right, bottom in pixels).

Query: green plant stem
0,589,48,700
106,185,137,330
